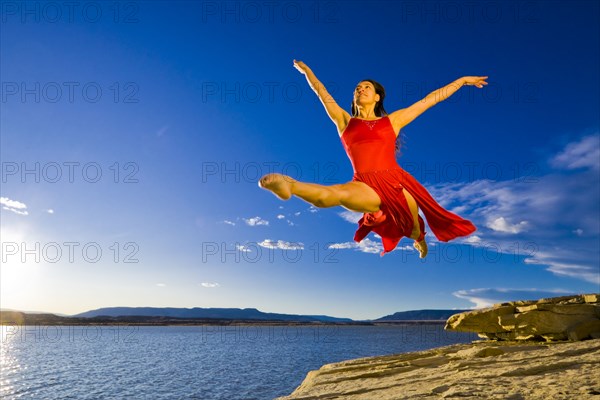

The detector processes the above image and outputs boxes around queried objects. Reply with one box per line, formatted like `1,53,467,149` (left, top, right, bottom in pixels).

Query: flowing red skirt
352,167,476,256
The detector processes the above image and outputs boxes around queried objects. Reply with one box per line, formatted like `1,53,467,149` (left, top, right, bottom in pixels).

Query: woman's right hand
293,59,310,75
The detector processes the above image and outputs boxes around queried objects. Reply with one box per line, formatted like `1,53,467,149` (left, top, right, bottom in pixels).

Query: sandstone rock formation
276,339,600,399
278,294,600,399
445,293,600,341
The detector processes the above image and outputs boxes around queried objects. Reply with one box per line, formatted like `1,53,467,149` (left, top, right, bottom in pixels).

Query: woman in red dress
259,60,487,258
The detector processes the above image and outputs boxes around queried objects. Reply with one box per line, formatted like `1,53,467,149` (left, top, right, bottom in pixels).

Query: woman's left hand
462,76,489,88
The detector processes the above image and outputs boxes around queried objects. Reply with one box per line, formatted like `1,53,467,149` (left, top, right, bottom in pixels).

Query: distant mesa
374,309,470,322
73,307,354,323
1,307,475,326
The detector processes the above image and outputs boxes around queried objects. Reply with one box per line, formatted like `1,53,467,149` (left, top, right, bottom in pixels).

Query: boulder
445,293,600,341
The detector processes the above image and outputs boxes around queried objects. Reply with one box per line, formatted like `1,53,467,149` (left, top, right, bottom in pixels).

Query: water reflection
1,325,21,398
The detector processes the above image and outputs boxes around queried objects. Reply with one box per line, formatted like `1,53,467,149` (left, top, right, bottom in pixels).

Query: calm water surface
1,325,476,399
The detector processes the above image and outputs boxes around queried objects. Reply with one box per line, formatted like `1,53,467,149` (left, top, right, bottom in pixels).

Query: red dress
340,116,476,256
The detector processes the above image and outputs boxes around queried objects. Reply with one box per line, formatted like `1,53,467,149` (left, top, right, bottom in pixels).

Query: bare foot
258,173,295,200
413,239,428,259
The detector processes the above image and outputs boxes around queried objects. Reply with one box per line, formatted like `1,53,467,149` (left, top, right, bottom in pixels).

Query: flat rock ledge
278,295,600,399
276,339,600,399
445,293,600,341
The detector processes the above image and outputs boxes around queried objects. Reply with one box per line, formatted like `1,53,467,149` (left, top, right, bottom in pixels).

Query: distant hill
74,307,354,323
374,309,470,321
1,308,472,326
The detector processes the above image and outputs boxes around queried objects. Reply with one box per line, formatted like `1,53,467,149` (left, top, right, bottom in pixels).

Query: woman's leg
258,173,380,213
402,188,428,258
260,173,428,258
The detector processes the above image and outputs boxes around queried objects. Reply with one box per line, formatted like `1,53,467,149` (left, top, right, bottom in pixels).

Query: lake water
1,324,477,399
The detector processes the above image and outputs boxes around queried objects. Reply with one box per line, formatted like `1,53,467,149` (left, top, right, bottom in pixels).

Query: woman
259,60,487,258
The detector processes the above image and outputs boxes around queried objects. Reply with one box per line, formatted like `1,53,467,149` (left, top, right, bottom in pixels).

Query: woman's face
353,81,380,106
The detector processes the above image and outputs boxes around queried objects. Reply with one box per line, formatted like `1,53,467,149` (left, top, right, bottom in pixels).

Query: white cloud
294,212,301,216
453,288,576,309
425,158,599,284
201,282,220,288
328,242,355,250
550,133,600,171
223,220,236,226
258,239,304,250
1,197,28,215
243,216,269,226
46,209,54,214
487,217,529,233
236,244,252,252
308,206,318,213
329,238,418,255
328,238,383,254
0,197,26,209
355,238,385,254
3,207,28,216
463,235,482,244
338,210,362,224
156,283,166,287
276,214,285,219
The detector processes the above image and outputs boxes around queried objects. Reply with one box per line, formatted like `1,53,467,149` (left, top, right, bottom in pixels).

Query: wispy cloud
156,125,169,137
156,283,166,287
1,197,29,216
338,210,362,224
274,214,295,226
523,252,600,284
425,134,600,284
453,288,577,309
550,133,599,171
258,239,304,250
223,220,236,226
46,209,55,214
201,282,220,288
243,216,269,226
431,175,600,284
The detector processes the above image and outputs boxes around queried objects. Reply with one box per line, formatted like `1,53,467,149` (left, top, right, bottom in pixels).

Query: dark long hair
351,79,403,154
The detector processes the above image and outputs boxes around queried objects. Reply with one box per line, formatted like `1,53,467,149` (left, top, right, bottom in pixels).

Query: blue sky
1,0,598,319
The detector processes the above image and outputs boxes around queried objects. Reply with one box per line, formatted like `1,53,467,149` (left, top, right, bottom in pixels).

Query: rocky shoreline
277,294,600,399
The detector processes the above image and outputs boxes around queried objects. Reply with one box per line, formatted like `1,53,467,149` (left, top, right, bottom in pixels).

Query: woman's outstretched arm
389,76,488,131
294,60,350,134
